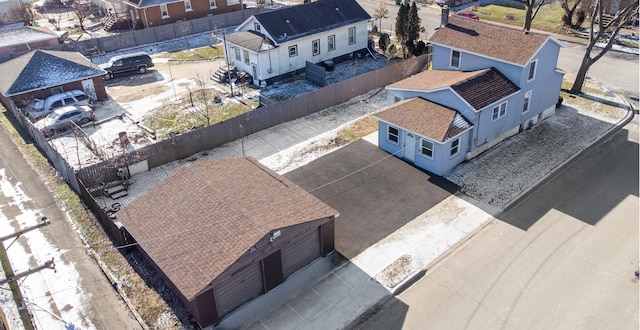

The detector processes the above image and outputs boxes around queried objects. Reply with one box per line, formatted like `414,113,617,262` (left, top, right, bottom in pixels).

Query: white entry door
81,79,97,100
403,131,416,162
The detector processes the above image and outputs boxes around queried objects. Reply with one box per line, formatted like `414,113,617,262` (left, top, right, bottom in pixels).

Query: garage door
214,260,264,318
281,227,321,278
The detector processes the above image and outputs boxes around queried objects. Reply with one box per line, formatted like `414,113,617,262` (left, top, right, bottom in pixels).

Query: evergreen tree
407,2,421,51
378,32,390,52
395,3,409,58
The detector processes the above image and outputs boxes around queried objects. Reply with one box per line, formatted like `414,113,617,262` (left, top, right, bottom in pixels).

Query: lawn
462,3,566,33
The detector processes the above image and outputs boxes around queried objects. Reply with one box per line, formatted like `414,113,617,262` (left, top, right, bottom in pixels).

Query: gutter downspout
143,8,149,28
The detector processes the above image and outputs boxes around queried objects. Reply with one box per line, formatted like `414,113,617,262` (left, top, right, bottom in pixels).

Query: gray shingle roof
374,98,473,143
0,26,59,48
0,50,105,96
254,0,371,43
430,16,559,65
116,157,338,300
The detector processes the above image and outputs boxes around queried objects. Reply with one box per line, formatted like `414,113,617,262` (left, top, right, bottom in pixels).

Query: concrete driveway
284,139,458,259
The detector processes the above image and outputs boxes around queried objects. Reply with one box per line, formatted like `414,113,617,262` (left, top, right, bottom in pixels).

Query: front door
251,64,258,86
262,250,283,292
403,131,416,162
81,79,97,100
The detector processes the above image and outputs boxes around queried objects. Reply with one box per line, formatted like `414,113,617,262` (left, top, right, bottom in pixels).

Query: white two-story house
223,0,371,86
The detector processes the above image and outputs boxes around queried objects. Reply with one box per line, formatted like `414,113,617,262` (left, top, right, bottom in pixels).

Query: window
328,35,335,51
209,0,216,8
528,60,537,81
288,45,298,57
387,126,399,143
450,50,460,68
348,27,356,45
522,90,532,113
450,138,460,157
234,47,241,61
184,0,192,11
50,86,63,94
254,23,261,32
160,4,169,18
243,50,250,65
492,102,507,121
312,39,320,55
421,139,434,158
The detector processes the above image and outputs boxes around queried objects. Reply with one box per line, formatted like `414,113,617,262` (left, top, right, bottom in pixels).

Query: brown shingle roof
430,16,552,65
225,31,275,52
387,69,488,90
387,68,519,111
374,98,472,142
451,67,520,110
116,158,338,300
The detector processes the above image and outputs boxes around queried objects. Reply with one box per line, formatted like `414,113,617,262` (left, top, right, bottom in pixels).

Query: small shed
0,26,63,57
116,157,339,328
0,49,107,110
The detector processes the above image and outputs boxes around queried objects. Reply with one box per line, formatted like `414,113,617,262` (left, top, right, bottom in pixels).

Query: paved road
0,122,141,329
351,115,639,329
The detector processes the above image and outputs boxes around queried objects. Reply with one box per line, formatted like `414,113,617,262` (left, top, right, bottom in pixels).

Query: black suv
100,52,154,80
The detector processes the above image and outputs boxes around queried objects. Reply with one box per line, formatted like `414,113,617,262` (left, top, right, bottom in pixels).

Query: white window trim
348,27,356,45
492,101,507,121
450,137,460,158
450,49,461,68
160,4,169,18
522,90,532,114
243,50,250,65
528,59,537,81
312,39,320,56
184,0,192,12
234,47,241,61
209,0,217,9
328,35,335,51
420,138,434,159
289,45,298,57
387,126,399,144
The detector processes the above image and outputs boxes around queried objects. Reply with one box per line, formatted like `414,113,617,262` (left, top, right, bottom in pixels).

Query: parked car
100,52,154,80
453,10,480,20
39,105,94,137
24,90,91,121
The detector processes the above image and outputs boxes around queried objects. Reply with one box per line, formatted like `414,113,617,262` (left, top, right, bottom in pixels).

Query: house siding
378,121,471,175
471,92,521,150
231,21,368,83
199,217,332,327
137,0,241,28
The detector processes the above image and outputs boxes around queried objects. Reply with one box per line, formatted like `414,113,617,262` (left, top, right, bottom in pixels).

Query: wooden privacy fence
76,54,431,189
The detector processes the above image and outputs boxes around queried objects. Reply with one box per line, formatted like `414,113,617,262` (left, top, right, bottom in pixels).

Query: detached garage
116,157,339,328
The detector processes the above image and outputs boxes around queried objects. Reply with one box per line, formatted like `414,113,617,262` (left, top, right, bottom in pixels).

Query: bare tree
72,0,99,31
48,15,62,31
570,0,639,94
373,2,389,33
560,0,586,27
513,0,545,32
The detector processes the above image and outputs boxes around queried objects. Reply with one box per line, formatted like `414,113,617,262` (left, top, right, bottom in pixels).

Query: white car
24,90,91,121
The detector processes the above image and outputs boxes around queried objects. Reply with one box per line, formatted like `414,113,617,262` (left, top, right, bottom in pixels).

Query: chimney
440,4,450,27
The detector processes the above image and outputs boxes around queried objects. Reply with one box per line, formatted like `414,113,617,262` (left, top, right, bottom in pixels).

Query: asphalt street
352,115,639,329
0,122,140,328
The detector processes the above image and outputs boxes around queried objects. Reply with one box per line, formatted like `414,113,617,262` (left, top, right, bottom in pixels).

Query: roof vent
335,7,339,11
285,19,290,23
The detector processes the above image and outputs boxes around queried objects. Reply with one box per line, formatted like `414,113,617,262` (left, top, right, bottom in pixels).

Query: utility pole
221,24,235,97
0,258,56,285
